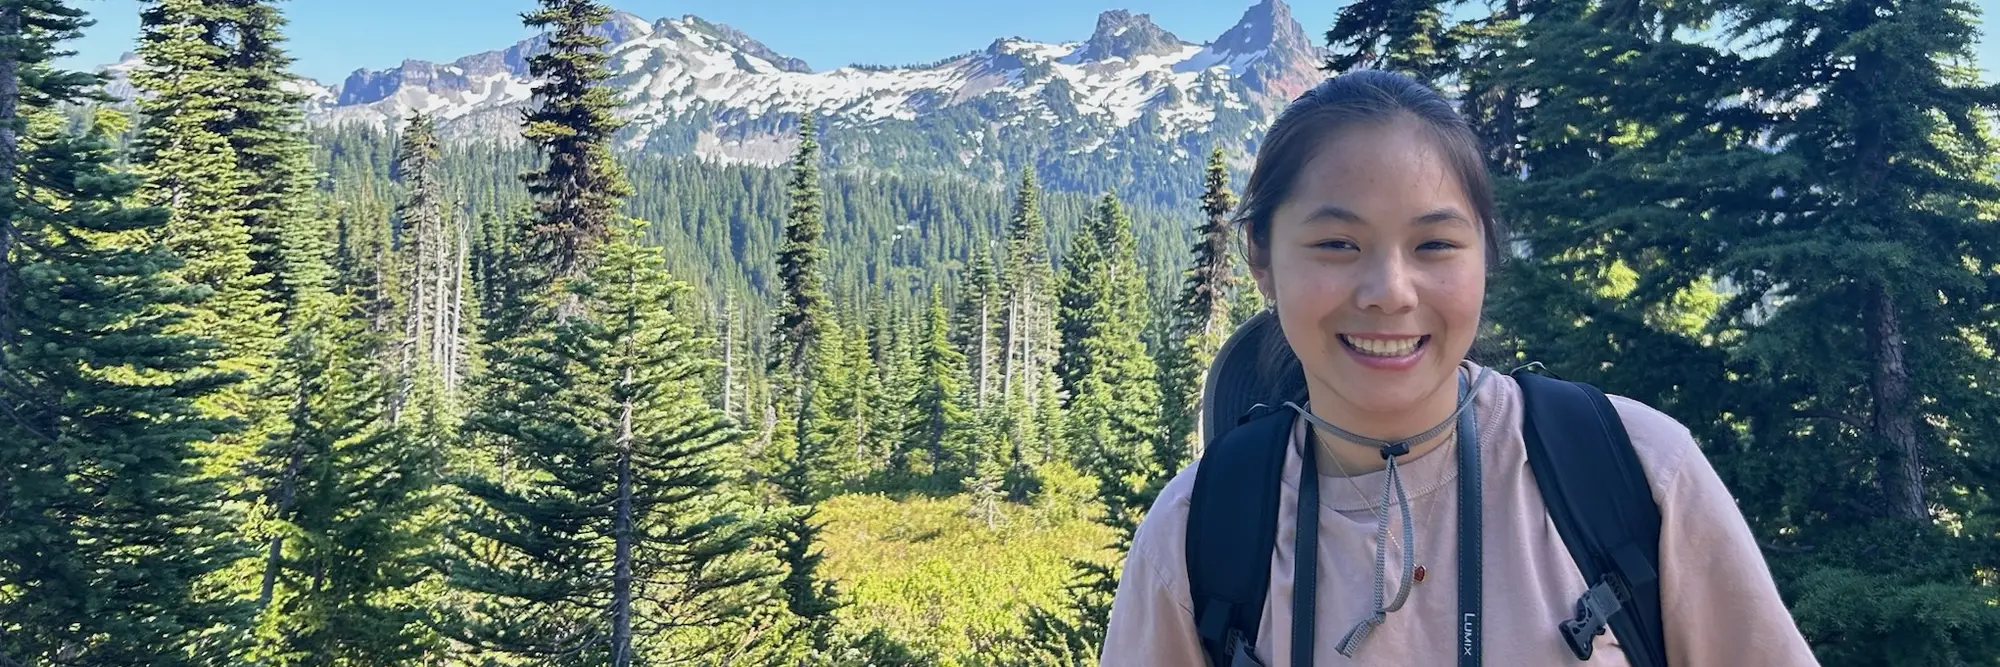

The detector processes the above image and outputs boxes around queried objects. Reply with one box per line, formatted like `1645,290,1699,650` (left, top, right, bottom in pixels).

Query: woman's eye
1313,239,1358,251
1419,240,1461,252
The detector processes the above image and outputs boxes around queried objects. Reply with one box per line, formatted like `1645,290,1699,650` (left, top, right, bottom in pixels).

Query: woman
1099,70,1816,666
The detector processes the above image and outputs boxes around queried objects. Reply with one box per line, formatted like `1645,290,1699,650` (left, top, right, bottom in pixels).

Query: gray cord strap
1281,367,1492,659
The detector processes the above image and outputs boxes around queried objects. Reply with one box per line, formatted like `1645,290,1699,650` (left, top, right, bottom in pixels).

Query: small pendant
1413,565,1427,583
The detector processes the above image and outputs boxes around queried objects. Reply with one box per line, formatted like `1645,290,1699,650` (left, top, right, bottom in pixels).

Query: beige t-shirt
1101,362,1818,666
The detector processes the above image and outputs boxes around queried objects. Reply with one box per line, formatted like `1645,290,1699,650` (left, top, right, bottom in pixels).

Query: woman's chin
1314,362,1463,423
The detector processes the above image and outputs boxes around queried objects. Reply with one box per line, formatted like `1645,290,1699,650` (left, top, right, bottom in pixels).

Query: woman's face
1251,116,1487,426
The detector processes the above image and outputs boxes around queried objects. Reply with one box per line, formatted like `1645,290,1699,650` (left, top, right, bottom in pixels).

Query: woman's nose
1353,252,1418,314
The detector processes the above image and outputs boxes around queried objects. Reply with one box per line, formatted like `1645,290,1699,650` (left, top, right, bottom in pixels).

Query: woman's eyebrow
1300,204,1364,225
1301,205,1471,226
1415,208,1472,226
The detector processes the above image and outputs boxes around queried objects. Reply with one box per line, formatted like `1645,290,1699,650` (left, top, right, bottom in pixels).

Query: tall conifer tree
906,293,972,483
129,1,293,652
248,261,446,667
0,6,242,661
516,0,630,317
766,114,844,654
1159,147,1238,466
1000,169,1056,427
220,0,321,309
450,218,779,666
447,3,780,666
1027,192,1164,663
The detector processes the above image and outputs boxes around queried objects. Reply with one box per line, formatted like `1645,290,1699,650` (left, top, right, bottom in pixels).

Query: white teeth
1342,335,1422,357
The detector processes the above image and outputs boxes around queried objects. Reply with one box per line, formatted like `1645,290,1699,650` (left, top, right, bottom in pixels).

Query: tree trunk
612,368,636,667
449,213,469,389
429,212,455,385
722,300,735,418
1022,295,1038,409
1867,285,1926,521
257,536,284,610
258,431,308,610
794,376,817,501
1002,296,1017,401
977,295,991,408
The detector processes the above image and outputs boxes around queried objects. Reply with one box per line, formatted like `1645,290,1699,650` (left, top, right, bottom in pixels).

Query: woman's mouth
1339,334,1428,358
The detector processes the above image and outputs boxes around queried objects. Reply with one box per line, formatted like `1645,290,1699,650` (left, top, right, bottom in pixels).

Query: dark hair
1241,70,1508,388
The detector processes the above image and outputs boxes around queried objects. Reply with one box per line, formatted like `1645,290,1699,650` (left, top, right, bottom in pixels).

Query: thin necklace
1312,422,1453,581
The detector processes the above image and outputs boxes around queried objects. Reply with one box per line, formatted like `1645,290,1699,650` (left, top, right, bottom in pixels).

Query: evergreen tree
772,435,845,658
822,318,878,486
879,304,923,474
130,0,291,654
1029,192,1164,663
1324,0,1464,86
1158,147,1238,467
963,403,1009,529
517,0,632,313
0,12,244,660
447,219,779,667
220,0,322,310
1054,201,1107,401
1484,0,2000,662
330,199,398,338
952,246,1002,410
999,169,1056,435
388,112,466,419
445,3,785,665
1324,0,1523,172
767,113,844,655
1057,192,1157,430
772,115,830,384
247,267,446,667
131,0,277,379
906,294,972,484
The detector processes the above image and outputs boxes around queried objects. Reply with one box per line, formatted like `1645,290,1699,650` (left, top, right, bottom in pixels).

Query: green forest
3,0,1999,665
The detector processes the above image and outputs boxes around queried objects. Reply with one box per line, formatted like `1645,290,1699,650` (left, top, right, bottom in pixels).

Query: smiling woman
1253,114,1492,477
1097,70,1820,667
1231,72,1503,478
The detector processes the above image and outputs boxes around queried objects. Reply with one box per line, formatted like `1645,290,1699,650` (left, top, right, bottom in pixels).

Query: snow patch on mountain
92,1,1322,169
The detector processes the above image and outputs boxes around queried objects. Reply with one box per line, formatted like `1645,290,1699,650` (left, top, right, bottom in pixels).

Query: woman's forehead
1278,127,1475,227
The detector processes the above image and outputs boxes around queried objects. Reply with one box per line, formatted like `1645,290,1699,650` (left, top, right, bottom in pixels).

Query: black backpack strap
1185,406,1293,667
1513,367,1669,667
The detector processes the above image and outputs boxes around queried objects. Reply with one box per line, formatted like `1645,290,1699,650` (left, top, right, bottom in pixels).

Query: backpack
1183,364,1668,667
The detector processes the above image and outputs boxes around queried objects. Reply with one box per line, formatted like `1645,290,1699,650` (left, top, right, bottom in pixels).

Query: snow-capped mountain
309,0,1318,163
96,0,1323,202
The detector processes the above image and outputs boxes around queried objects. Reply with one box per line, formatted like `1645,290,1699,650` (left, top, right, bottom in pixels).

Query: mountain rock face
1075,10,1189,61
96,1,1325,206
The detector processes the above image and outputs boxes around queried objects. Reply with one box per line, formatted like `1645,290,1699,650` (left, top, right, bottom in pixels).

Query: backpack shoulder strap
1185,406,1293,667
1513,368,1669,667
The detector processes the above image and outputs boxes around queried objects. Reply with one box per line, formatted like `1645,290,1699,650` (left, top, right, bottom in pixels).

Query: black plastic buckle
1380,442,1411,459
1560,577,1626,659
1225,628,1265,667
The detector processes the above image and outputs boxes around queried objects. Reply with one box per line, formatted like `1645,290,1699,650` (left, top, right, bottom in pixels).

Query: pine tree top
518,0,633,291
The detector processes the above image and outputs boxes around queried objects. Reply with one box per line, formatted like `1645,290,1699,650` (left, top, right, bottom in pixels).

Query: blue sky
56,0,2000,85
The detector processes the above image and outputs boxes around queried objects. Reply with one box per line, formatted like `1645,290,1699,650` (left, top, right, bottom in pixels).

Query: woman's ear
1243,226,1276,304
1253,266,1275,305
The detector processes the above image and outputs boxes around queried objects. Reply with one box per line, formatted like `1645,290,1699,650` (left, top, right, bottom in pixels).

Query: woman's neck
1305,371,1464,477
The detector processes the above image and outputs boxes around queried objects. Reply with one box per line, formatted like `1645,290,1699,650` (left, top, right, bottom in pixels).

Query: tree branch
1760,540,1815,554
1795,409,1869,431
